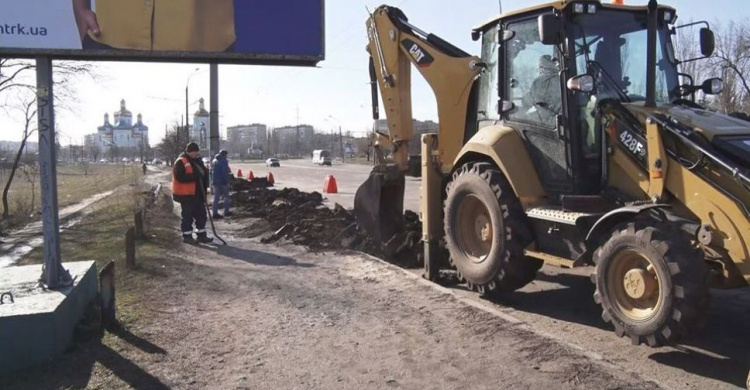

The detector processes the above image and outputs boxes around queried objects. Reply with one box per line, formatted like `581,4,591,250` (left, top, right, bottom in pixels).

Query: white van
312,150,332,166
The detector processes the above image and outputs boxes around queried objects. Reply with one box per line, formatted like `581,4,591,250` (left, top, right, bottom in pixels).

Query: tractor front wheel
444,162,540,294
593,221,709,346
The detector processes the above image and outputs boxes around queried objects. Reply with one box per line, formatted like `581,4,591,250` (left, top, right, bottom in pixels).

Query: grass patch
0,163,156,231
2,176,190,389
18,177,181,325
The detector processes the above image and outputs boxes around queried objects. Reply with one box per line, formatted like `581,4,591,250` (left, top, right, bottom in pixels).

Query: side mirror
500,100,515,113
700,28,715,57
567,74,595,93
538,14,562,45
701,78,723,95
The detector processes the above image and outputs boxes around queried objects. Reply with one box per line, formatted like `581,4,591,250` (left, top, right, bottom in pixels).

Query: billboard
0,0,325,66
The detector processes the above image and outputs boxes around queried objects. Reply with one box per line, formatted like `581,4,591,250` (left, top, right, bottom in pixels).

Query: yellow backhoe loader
354,0,750,347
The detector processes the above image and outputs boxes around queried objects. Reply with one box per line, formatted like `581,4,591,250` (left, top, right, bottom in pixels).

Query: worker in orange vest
172,142,213,244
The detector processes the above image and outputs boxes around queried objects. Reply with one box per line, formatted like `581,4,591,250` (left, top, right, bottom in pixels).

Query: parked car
266,158,280,167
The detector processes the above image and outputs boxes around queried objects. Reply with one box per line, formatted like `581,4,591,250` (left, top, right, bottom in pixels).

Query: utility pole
295,106,300,157
339,126,345,163
209,63,220,157
185,68,200,146
36,57,71,289
185,86,189,143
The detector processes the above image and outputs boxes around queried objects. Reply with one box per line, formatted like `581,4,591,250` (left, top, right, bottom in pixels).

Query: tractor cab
473,0,719,199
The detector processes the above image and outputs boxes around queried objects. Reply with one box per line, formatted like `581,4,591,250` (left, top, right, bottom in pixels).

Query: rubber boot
197,233,214,244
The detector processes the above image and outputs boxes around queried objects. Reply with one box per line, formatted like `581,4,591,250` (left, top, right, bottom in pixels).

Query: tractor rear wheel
593,221,709,346
444,162,541,294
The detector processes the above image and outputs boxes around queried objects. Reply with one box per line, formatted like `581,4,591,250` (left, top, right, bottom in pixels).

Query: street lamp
185,67,200,145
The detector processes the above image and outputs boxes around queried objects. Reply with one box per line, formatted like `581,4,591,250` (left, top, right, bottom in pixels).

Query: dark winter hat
220,149,228,156
186,142,200,152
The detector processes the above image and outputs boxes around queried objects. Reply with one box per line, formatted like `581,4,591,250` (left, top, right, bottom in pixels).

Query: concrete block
0,261,97,375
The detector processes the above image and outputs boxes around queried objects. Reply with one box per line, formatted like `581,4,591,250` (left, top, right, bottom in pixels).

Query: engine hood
622,102,750,141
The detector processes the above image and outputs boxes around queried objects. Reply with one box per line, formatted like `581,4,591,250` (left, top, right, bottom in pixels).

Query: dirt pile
231,185,424,267
230,177,273,191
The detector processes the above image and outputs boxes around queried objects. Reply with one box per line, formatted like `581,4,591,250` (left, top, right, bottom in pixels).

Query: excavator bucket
354,164,406,244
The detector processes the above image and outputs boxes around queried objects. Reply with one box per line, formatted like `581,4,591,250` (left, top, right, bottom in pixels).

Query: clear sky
0,0,747,145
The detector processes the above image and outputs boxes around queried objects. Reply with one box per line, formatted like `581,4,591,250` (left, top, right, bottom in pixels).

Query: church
88,99,149,151
192,98,210,150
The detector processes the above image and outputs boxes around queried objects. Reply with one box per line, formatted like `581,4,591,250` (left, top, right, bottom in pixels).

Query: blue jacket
211,153,231,186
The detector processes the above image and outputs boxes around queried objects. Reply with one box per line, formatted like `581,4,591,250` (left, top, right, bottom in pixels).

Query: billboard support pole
185,85,190,145
36,56,72,289
209,63,219,157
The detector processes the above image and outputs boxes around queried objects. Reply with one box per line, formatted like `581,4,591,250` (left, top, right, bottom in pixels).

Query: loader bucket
354,164,406,244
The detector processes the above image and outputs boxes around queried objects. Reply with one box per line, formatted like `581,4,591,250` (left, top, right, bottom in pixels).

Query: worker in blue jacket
211,149,233,219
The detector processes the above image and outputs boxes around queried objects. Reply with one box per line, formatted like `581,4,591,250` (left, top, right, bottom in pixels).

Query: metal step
525,249,584,268
561,195,615,213
525,206,598,225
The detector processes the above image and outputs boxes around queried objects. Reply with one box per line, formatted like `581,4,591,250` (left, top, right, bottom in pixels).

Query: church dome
194,97,209,117
116,99,132,117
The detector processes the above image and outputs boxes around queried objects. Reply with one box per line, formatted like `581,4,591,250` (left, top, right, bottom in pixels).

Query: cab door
501,15,573,197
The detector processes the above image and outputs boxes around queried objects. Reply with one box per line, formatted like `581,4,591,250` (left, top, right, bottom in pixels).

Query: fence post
134,211,144,239
99,260,116,329
126,227,135,269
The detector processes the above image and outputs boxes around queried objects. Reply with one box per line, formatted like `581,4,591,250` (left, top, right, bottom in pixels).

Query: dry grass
0,163,153,229
18,177,182,322
3,179,188,390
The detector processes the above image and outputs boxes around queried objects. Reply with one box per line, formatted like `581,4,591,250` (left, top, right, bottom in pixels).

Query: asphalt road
232,159,422,213
232,158,750,390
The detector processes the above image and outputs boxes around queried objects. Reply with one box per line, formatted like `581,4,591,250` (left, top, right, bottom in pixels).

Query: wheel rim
606,249,662,322
456,194,493,264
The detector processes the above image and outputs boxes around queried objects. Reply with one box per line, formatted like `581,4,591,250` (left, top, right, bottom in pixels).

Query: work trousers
179,197,207,237
212,185,230,215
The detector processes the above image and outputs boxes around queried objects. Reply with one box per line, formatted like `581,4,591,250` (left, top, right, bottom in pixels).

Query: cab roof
473,0,676,32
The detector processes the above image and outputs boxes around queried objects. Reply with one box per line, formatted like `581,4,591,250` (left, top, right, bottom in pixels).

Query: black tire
593,221,709,347
444,162,541,294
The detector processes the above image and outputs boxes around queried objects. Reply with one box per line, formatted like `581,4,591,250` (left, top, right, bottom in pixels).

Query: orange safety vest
172,157,196,197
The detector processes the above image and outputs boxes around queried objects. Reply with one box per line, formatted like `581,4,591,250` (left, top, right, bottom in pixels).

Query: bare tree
20,163,40,214
81,161,91,177
0,59,96,110
674,22,706,88
156,124,186,166
2,98,37,220
87,143,101,162
673,20,750,114
710,21,750,114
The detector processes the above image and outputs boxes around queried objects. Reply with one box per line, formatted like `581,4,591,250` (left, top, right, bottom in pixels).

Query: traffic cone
267,172,275,185
323,175,338,194
237,169,243,179
247,171,255,180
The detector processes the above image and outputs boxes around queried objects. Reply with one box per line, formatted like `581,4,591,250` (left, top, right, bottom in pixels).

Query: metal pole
185,85,190,142
339,125,345,163
645,0,658,108
209,63,220,157
36,57,72,289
